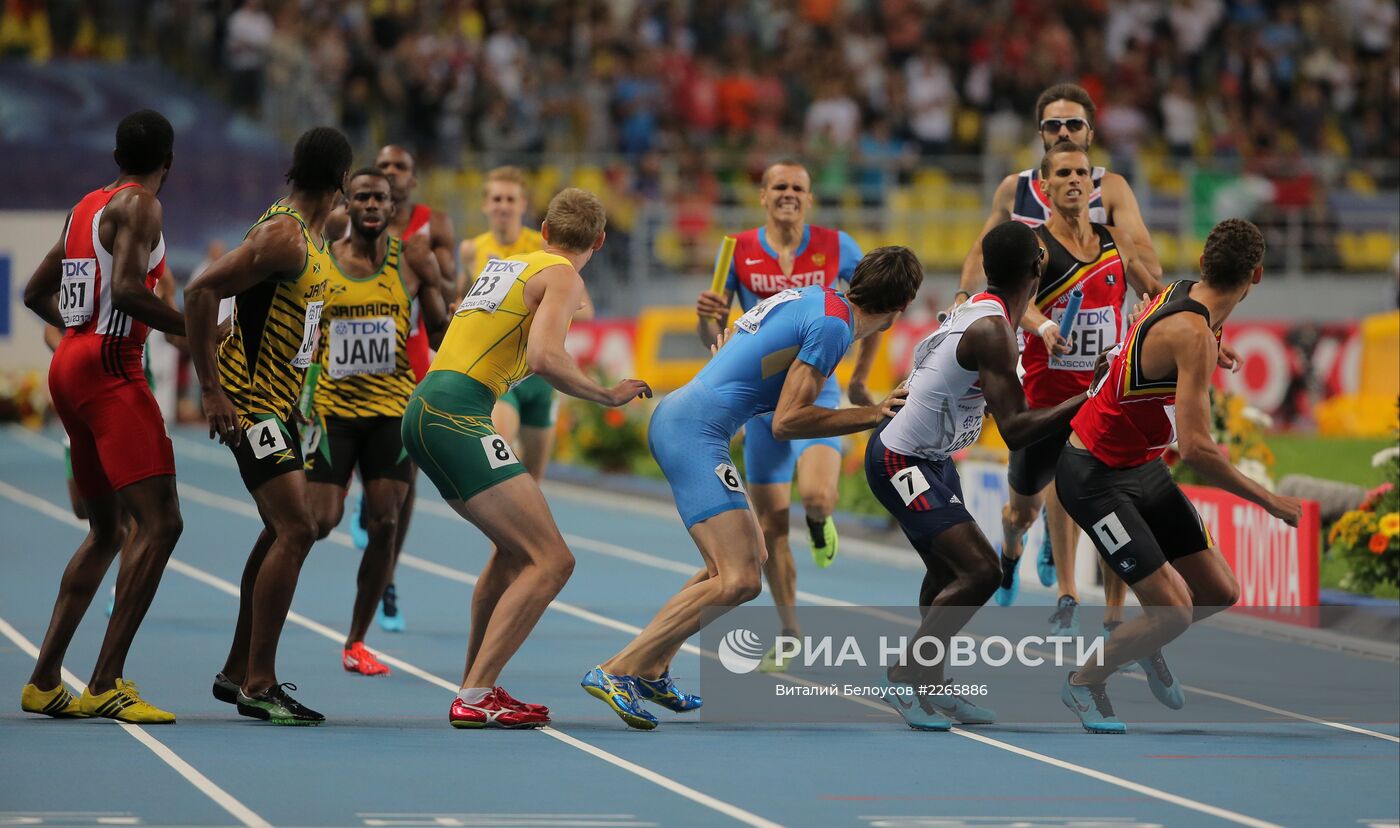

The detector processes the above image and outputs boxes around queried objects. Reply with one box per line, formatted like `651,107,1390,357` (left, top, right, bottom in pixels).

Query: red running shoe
450,690,550,729
343,642,391,676
493,686,550,717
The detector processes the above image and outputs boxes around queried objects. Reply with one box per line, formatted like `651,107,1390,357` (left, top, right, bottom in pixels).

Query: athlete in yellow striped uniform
184,126,353,725
403,188,651,728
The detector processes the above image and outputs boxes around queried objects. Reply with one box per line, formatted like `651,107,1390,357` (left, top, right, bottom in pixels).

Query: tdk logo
334,319,392,336
62,259,95,277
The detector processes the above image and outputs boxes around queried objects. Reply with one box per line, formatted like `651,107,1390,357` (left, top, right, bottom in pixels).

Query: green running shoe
808,516,838,568
236,682,324,726
758,640,800,674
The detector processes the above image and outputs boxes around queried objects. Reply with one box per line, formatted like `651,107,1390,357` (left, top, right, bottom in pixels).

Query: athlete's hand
1266,493,1304,528
203,389,241,447
1041,325,1071,356
605,379,654,406
696,290,728,322
847,379,877,407
709,326,733,357
876,385,908,421
1093,351,1111,386
1126,292,1152,327
1216,341,1241,373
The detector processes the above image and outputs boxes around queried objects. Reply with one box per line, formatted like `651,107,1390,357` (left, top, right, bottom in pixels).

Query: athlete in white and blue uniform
585,247,925,731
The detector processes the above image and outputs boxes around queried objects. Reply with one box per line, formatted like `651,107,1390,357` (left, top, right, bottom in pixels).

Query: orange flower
1369,533,1390,555
603,409,626,428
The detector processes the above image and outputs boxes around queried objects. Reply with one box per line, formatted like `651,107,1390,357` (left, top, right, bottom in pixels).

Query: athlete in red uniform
1054,219,1303,733
20,110,185,723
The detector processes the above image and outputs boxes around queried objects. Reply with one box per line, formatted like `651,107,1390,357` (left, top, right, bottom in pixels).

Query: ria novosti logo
717,628,766,674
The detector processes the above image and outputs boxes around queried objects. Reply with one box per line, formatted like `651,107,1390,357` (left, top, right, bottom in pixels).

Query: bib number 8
481,434,519,470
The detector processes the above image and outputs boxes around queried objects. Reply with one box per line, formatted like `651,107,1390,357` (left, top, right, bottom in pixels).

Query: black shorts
1055,445,1213,586
304,415,414,488
1007,425,1072,496
864,419,975,546
230,414,303,493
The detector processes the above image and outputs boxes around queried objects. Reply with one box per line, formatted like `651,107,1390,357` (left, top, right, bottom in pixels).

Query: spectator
905,44,956,156
225,0,274,117
804,78,861,150
1161,76,1200,160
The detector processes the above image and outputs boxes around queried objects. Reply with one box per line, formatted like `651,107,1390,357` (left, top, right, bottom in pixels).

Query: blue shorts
742,375,843,486
649,382,749,529
864,419,974,545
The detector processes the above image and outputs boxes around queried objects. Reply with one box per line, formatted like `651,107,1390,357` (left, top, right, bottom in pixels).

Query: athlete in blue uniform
584,247,924,730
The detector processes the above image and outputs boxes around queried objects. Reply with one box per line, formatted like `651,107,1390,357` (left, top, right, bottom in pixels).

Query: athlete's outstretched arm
1172,321,1302,525
696,289,733,346
184,219,307,446
771,361,904,440
454,238,477,303
957,174,1017,298
429,210,456,304
106,188,185,335
527,266,652,406
846,329,885,405
1101,174,1162,281
963,316,1083,449
23,214,69,329
403,236,449,348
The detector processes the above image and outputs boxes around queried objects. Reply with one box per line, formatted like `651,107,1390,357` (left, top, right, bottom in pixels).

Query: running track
1,424,1396,828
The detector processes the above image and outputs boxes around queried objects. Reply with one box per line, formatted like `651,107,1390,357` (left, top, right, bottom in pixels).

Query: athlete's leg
28,493,125,690
795,442,839,525
1171,546,1240,621
492,400,521,444
220,525,274,684
243,472,320,696
1073,563,1193,685
346,476,409,647
88,475,184,692
1101,557,1128,624
308,482,346,540
463,548,524,678
602,508,765,679
517,425,555,481
1047,483,1082,603
749,482,798,635
1000,488,1044,562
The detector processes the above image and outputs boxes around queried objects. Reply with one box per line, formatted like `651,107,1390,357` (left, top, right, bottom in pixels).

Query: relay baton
711,235,737,295
1057,286,1084,340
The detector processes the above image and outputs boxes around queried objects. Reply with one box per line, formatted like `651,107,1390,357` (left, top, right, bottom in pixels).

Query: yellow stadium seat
1337,232,1362,270
1154,232,1180,271
1347,170,1378,197
1363,232,1396,269
653,228,684,269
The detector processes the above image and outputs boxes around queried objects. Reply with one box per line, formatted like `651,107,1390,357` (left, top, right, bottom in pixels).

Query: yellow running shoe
21,683,90,718
808,516,838,568
78,679,175,724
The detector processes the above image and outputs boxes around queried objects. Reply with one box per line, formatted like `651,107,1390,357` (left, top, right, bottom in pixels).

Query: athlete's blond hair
485,166,528,192
543,188,606,252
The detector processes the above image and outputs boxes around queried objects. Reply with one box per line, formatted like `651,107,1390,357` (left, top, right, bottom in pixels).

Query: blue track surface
1,424,1396,828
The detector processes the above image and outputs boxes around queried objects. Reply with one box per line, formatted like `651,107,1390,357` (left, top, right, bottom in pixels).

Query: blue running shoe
1048,595,1080,639
633,671,702,713
879,674,951,731
992,543,1022,607
349,493,369,551
581,666,658,730
1136,650,1184,710
377,583,404,633
926,686,997,725
1062,672,1126,734
1036,510,1056,587
104,585,115,618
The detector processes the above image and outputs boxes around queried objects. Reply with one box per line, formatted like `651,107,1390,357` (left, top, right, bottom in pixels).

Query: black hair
1200,219,1266,290
285,127,353,194
981,221,1042,291
114,110,174,175
1034,83,1097,128
347,167,389,185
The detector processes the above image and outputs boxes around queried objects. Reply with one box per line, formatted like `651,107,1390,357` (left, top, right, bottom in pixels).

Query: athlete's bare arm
1101,174,1162,281
184,217,308,447
1166,317,1301,525
771,361,905,440
22,214,70,329
1019,302,1071,355
1105,224,1164,299
526,265,651,406
428,210,456,305
696,289,733,346
154,272,190,352
43,324,63,351
103,188,185,335
324,205,349,241
574,284,596,322
846,330,885,405
958,174,1018,297
454,238,477,303
402,236,449,348
961,315,1084,449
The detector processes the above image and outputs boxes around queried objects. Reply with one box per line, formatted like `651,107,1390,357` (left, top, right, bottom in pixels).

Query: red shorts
49,335,175,498
405,322,431,382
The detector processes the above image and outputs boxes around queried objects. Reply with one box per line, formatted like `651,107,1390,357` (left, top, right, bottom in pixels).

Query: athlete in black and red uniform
1054,219,1303,733
20,110,186,723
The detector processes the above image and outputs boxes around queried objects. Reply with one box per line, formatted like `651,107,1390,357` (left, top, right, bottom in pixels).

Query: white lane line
0,610,271,828
0,477,779,828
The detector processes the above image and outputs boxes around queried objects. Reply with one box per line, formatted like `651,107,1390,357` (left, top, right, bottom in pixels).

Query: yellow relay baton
711,235,737,295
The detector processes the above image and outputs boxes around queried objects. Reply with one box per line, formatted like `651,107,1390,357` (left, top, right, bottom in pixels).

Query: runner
585,246,922,731
302,168,448,675
1056,219,1302,733
694,160,880,672
20,110,185,723
184,126,352,725
403,187,650,729
866,221,1094,731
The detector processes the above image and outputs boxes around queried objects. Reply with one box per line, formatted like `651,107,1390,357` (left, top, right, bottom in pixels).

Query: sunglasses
1040,117,1089,133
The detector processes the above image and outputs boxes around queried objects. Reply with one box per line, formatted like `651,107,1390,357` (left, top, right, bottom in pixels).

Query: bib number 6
715,463,745,493
481,434,520,470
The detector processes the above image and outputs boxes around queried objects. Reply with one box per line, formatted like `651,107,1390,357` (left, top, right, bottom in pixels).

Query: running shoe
1137,650,1185,710
878,673,951,731
926,684,997,725
78,679,175,724
1061,672,1126,734
236,683,324,726
377,583,404,633
342,641,391,676
104,585,115,618
758,640,799,674
350,493,369,551
633,671,703,712
993,543,1022,607
1035,510,1056,587
21,683,89,718
1048,595,1080,639
493,686,550,717
449,689,549,729
580,666,658,730
211,672,240,705
809,516,838,568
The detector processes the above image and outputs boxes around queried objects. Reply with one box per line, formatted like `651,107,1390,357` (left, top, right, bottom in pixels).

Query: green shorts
403,371,527,502
498,374,559,429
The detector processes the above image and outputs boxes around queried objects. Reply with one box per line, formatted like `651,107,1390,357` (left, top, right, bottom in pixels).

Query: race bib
1050,306,1117,372
458,259,526,314
59,258,97,327
291,300,324,369
481,434,520,469
715,463,745,493
327,316,396,379
246,419,289,460
734,288,802,334
890,465,932,507
943,405,985,455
